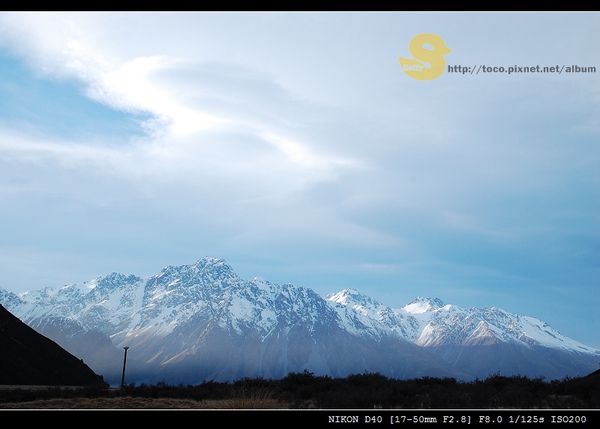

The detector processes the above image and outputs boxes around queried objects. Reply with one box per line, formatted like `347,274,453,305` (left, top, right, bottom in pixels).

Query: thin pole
120,346,129,394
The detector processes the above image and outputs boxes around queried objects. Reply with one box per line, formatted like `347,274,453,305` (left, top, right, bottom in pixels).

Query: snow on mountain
325,288,421,340
401,296,445,314
396,298,598,353
1,257,598,385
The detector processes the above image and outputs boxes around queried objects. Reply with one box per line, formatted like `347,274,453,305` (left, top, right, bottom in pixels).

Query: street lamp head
124,346,129,350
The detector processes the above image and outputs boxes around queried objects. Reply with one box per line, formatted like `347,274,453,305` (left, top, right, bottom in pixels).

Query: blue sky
0,12,598,348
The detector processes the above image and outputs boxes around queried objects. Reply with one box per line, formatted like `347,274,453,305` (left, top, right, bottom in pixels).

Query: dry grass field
0,384,290,409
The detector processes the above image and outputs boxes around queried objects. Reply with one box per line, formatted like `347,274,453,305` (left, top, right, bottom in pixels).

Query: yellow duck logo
399,34,452,81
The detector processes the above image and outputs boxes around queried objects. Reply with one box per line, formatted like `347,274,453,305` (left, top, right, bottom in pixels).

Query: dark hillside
0,304,107,387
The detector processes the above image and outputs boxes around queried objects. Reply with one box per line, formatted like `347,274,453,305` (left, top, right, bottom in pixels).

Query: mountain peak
326,288,382,308
193,256,229,269
402,297,445,314
93,272,142,290
326,288,360,301
154,257,238,283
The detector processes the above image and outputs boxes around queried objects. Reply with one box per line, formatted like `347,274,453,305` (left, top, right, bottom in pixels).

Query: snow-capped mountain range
0,257,597,385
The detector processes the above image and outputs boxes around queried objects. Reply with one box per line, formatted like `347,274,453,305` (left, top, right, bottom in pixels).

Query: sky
0,12,598,348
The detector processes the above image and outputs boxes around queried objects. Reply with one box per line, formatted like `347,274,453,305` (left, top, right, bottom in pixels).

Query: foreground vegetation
1,371,598,409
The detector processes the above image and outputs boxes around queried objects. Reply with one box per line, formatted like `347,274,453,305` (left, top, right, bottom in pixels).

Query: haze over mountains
1,257,597,386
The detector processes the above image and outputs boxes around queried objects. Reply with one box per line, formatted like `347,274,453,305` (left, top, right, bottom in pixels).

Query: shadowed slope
0,304,107,386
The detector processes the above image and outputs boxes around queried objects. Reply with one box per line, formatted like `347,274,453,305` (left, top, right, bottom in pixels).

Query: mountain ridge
1,256,598,385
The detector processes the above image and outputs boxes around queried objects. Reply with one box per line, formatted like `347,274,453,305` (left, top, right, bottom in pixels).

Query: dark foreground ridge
0,304,107,387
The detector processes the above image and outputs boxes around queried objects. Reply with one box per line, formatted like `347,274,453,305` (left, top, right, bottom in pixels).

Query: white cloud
0,12,598,347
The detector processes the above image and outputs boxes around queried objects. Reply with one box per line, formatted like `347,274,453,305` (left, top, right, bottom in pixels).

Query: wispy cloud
0,12,598,347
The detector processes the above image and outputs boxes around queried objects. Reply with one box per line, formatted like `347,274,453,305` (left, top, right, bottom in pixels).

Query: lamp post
120,346,129,394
